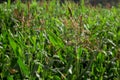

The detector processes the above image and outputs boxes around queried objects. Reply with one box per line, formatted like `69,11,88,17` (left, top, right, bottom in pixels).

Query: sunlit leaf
107,39,116,47
17,57,29,76
8,36,17,56
48,31,64,48
7,75,14,80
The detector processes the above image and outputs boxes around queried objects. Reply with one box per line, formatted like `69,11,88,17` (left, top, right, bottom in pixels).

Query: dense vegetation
0,0,120,80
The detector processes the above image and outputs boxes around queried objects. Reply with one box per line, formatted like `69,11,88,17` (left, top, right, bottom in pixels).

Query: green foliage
0,1,120,80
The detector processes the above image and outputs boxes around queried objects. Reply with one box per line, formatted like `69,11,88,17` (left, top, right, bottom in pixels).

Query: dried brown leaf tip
27,1,30,12
13,9,19,18
9,68,18,74
79,15,83,27
106,3,111,9
116,48,120,60
13,9,24,22
61,18,68,27
68,6,72,17
40,19,45,25
70,18,78,29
